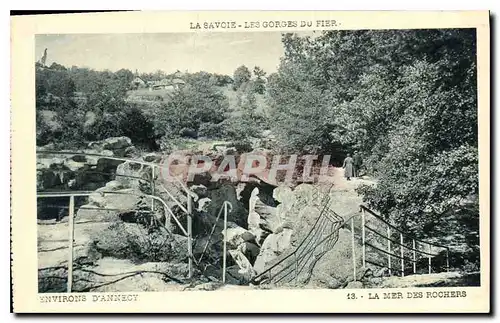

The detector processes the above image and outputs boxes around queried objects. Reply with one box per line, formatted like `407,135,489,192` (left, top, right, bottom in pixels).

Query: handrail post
67,195,75,293
222,202,228,284
400,233,404,277
387,225,391,276
187,193,193,279
428,244,432,274
151,166,155,225
412,239,417,274
351,217,356,281
446,248,450,272
294,252,298,284
361,208,366,268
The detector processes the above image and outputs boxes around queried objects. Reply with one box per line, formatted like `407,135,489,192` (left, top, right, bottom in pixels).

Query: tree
253,66,267,94
233,65,251,90
36,64,76,100
115,68,135,89
49,62,67,71
267,29,478,264
155,75,229,141
224,85,264,141
36,63,158,148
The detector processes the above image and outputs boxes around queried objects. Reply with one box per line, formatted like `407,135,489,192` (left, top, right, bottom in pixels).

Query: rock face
39,258,191,293
115,161,151,189
207,184,248,228
250,183,349,285
39,139,372,290
308,228,363,288
143,152,162,163
92,222,188,264
36,137,136,194
253,228,293,273
228,250,255,283
88,136,134,157
247,187,282,245
223,222,257,248
37,137,187,292
345,281,363,289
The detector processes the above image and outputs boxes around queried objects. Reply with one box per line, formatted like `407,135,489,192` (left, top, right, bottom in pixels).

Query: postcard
10,10,490,313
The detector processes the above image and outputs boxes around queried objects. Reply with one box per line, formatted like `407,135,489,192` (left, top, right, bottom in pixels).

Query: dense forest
266,29,478,247
36,29,479,263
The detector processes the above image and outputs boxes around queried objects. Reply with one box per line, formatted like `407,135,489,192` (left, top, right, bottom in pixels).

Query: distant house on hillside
149,77,186,91
131,77,146,89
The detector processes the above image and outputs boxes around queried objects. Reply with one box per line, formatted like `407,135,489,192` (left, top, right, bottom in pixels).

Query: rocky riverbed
38,136,473,292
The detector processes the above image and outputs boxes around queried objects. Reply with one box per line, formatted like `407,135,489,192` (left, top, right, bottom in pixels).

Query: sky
35,32,310,76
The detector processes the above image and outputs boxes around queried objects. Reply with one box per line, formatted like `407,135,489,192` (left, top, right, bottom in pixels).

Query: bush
198,122,227,139
154,79,229,140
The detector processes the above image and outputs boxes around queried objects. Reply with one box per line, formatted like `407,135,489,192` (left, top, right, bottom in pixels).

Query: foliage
184,71,233,87
233,65,252,90
253,66,267,94
224,84,265,141
154,75,229,140
36,66,76,99
268,29,478,253
36,64,156,149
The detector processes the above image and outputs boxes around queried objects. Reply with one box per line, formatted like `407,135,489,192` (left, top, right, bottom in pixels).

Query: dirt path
321,166,376,219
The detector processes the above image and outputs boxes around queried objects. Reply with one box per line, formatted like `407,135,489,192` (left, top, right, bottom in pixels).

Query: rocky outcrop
253,228,293,273
39,258,191,293
227,251,254,283
223,222,256,247
251,184,338,281
88,136,135,157
207,184,247,228
92,222,188,263
308,228,363,288
36,136,136,193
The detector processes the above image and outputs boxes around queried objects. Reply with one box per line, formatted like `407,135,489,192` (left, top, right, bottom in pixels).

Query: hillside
126,84,270,118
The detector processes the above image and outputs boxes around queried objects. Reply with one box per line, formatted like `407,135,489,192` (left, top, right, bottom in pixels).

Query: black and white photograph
35,28,481,293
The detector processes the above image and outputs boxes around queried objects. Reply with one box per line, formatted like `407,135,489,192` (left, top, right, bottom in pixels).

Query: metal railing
37,190,176,292
251,201,451,286
37,150,236,289
358,205,450,277
251,185,344,285
37,151,196,288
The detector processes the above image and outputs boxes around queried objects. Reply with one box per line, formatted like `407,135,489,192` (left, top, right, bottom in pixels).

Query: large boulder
228,249,255,283
88,136,133,157
208,184,248,228
223,222,256,248
190,184,208,199
237,241,260,264
248,187,280,236
197,197,211,212
308,229,363,288
253,228,294,274
76,182,142,222
37,219,111,270
91,222,188,264
89,187,139,208
37,169,62,190
143,152,162,163
36,148,122,191
85,260,190,292
115,161,151,189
